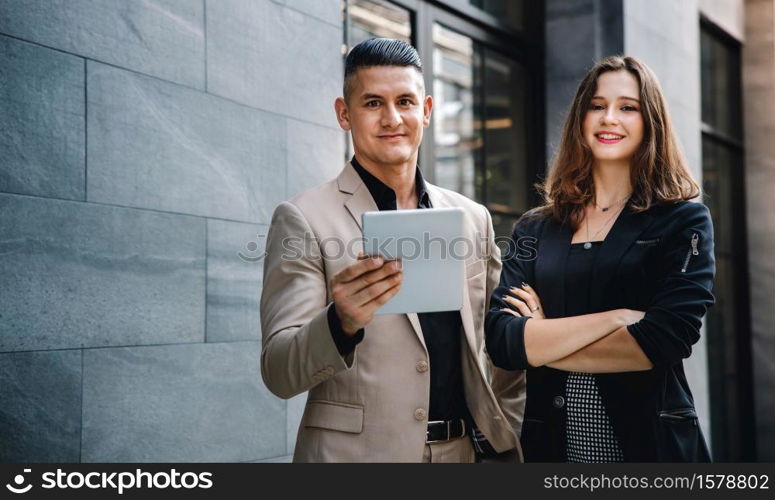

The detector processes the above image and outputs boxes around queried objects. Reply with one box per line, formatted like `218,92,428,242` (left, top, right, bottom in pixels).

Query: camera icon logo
5,469,33,494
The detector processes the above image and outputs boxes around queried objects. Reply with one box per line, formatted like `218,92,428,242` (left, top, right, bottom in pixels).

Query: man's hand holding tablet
329,253,403,336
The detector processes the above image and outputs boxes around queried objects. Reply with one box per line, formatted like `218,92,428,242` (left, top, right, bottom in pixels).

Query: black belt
426,419,466,443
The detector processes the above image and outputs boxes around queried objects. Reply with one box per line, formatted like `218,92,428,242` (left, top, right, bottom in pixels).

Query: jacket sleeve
485,215,536,371
259,201,355,399
483,207,527,441
627,202,716,367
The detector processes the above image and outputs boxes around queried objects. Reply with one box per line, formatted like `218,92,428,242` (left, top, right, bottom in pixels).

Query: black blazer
485,201,715,462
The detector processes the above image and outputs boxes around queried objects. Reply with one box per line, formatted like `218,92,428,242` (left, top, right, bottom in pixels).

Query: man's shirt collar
350,156,431,211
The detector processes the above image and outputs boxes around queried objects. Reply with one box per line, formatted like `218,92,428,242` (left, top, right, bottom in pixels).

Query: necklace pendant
583,242,592,250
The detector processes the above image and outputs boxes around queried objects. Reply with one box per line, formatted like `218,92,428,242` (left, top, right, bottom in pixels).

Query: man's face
335,66,432,170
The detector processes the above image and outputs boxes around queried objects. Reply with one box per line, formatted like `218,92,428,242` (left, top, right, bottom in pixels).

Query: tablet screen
362,208,466,315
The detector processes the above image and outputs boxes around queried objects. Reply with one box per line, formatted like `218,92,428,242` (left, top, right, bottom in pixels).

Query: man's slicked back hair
343,38,423,101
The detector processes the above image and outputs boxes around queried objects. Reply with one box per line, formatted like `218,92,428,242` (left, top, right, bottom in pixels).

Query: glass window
702,135,746,460
700,23,753,461
469,0,525,30
701,29,743,139
432,23,528,236
349,0,411,46
482,48,527,217
432,24,481,201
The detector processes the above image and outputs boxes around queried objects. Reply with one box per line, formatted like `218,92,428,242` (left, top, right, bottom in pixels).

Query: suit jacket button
414,408,427,421
552,396,565,408
416,360,429,373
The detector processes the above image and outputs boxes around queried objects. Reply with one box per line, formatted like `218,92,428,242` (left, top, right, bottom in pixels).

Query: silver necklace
584,202,626,250
595,193,631,212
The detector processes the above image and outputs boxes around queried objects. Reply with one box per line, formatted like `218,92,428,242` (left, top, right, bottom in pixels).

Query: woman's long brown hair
537,55,700,227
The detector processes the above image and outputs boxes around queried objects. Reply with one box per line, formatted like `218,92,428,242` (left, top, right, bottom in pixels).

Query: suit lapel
588,207,655,309
535,218,572,317
338,163,427,353
338,164,377,230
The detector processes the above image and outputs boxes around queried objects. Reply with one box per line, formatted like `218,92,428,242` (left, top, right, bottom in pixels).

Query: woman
485,55,715,462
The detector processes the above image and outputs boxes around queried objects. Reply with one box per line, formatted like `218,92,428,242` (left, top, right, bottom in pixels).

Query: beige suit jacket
260,163,525,462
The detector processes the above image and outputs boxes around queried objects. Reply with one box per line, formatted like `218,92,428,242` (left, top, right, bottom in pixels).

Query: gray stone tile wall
0,0,205,88
206,219,266,343
0,350,82,462
0,35,85,200
0,193,205,352
206,0,342,128
86,61,287,224
286,118,346,198
81,342,285,462
1,0,343,463
272,0,342,26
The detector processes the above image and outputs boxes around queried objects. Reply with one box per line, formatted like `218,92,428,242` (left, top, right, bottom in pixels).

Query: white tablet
362,207,466,315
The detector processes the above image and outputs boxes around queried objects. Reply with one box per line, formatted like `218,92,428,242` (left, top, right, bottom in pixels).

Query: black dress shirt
327,157,470,422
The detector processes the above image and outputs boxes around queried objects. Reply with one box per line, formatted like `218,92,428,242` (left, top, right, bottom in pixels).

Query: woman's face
582,70,644,164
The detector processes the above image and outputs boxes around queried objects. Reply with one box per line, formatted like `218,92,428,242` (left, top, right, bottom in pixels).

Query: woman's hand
500,283,546,320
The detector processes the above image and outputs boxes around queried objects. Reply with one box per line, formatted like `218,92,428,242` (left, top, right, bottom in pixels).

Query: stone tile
625,1,698,60
271,0,341,26
286,392,307,454
0,193,205,352
207,0,343,127
624,29,668,77
0,35,84,200
86,62,286,224
623,0,669,32
206,219,266,343
0,0,204,88
81,342,285,462
286,118,345,198
0,350,81,462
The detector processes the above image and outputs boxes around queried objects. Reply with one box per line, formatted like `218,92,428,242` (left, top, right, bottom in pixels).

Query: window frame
699,14,756,462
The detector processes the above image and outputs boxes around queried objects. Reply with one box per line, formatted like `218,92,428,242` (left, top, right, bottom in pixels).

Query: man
260,38,524,462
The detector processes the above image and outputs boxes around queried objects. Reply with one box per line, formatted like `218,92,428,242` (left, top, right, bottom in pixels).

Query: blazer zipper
681,233,700,273
659,408,694,420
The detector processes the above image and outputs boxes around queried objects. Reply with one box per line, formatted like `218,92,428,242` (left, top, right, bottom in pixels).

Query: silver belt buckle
426,419,465,444
426,420,447,444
